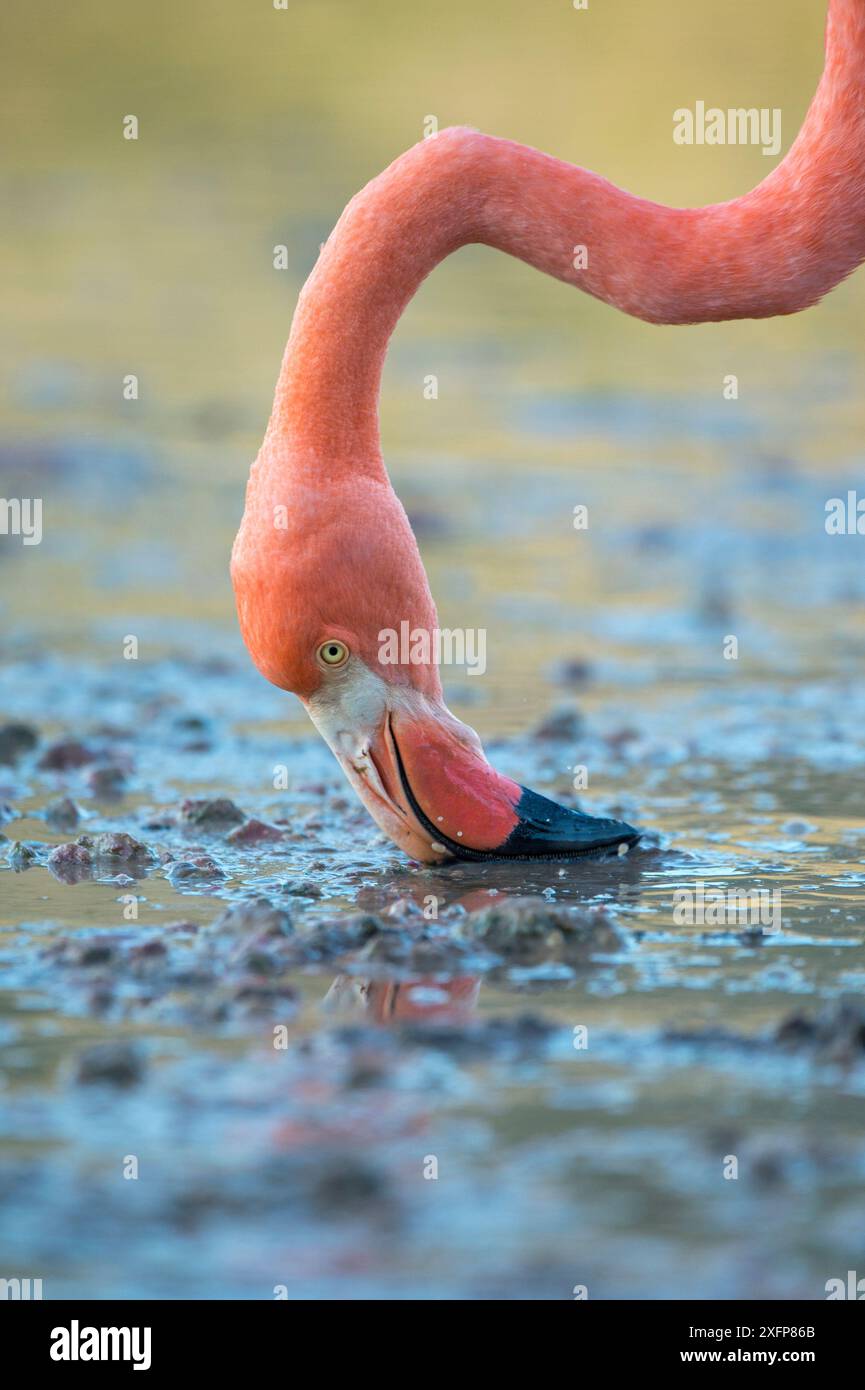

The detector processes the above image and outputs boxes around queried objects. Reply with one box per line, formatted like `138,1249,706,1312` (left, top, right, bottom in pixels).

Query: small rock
9,840,38,868
605,727,640,754
356,930,413,966
781,819,817,836
129,938,167,962
696,583,733,626
531,705,584,741
386,897,424,919
167,855,226,883
279,878,322,899
76,1041,144,1087
44,796,81,830
77,941,116,966
173,715,209,732
776,999,865,1065
226,818,286,847
48,842,93,869
232,979,298,1009
401,1012,557,1059
551,658,594,688
0,722,38,764
207,897,293,938
311,1157,388,1213
174,716,212,754
77,832,154,863
87,765,127,798
181,797,245,830
235,947,280,975
37,739,96,771
462,896,624,963
88,986,115,1015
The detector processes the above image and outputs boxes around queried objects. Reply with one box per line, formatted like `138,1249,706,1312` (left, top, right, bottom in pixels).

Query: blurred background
2,0,865,1301
3,0,864,714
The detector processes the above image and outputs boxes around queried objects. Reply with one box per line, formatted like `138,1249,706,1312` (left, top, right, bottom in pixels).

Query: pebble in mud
172,714,213,752
9,840,39,868
164,1149,395,1233
398,1012,559,1060
279,877,322,899
231,979,298,1013
605,726,641,755
36,921,301,1030
781,819,818,836
459,896,625,963
663,1001,865,1069
128,938,168,965
205,897,628,977
180,797,245,830
530,704,584,741
0,721,38,764
205,897,293,939
226,817,286,847
78,831,155,863
309,1156,390,1214
167,855,226,883
37,738,96,771
703,1128,842,1192
550,657,594,688
47,832,156,882
325,1012,560,1062
86,764,128,798
775,999,865,1065
352,926,478,975
215,906,390,969
47,841,93,875
44,796,82,830
75,1041,145,1087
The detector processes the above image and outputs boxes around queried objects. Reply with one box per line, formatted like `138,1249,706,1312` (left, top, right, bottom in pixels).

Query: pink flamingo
232,0,865,865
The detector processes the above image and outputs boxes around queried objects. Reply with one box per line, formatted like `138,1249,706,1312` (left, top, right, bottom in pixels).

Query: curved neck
268,0,865,471
268,131,485,469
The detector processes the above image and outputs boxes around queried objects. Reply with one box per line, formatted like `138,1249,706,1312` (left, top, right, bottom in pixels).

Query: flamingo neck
267,132,485,471
266,0,865,473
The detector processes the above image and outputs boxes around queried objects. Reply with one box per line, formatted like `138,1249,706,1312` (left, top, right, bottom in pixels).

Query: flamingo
232,0,865,866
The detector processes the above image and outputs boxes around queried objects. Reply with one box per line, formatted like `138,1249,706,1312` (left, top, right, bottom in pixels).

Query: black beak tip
500,785,640,859
392,729,639,862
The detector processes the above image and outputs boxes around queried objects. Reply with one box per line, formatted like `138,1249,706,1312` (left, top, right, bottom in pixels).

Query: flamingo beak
328,697,639,865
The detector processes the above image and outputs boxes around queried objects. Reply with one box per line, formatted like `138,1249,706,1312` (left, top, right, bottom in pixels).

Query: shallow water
2,0,865,1300
2,616,863,1299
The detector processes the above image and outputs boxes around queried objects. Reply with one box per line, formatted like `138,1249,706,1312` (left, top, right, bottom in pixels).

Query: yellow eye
316,639,350,669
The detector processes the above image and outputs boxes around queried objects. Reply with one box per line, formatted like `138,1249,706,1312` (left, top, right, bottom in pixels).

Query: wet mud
1,648,864,1299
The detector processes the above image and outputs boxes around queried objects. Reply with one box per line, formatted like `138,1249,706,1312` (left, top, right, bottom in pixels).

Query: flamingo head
232,466,638,864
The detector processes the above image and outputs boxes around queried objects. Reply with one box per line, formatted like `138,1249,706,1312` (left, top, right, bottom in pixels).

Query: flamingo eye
317,639,350,669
